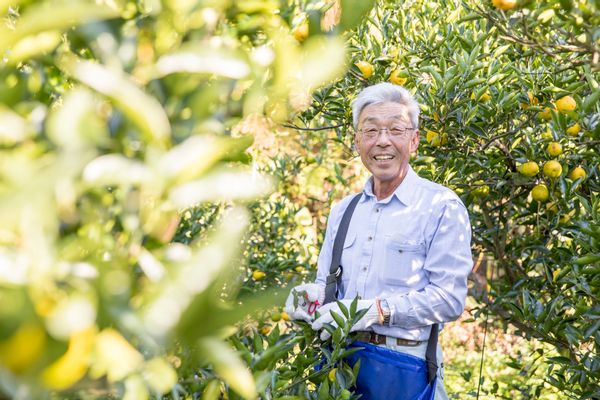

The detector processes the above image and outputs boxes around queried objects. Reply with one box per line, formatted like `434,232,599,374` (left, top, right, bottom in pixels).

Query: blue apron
344,341,436,400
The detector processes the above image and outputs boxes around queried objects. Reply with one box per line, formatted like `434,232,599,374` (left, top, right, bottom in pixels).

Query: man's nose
375,129,392,145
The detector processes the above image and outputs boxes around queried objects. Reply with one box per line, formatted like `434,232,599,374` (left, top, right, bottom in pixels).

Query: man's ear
410,129,420,153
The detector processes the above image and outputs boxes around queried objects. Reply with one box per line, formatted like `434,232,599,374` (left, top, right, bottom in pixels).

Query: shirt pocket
383,236,426,286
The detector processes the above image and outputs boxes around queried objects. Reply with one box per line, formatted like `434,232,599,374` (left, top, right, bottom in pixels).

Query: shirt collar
361,165,418,206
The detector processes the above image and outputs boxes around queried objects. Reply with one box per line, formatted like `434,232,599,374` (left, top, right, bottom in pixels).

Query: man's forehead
359,102,411,124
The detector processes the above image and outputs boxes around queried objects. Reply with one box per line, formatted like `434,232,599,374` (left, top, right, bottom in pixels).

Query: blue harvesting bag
344,341,436,400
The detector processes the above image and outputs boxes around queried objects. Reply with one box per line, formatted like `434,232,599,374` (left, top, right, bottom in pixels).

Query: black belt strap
323,194,361,304
425,323,439,384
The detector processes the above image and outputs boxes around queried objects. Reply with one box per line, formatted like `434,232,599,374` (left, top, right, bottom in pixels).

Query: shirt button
368,236,373,241
363,267,367,271
375,209,380,213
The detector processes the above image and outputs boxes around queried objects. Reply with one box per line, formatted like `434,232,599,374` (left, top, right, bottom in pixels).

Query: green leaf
583,90,600,112
339,0,376,30
198,337,257,400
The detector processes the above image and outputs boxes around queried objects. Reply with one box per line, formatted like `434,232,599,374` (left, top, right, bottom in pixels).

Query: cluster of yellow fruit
538,95,577,121
518,138,587,202
354,60,409,87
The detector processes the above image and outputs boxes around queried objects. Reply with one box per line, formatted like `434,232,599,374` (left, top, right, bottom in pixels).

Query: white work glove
311,299,380,340
284,283,325,322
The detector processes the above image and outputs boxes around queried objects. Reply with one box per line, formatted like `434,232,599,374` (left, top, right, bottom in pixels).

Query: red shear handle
307,300,320,315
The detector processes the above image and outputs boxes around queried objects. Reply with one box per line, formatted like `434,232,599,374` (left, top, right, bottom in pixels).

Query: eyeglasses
357,126,417,140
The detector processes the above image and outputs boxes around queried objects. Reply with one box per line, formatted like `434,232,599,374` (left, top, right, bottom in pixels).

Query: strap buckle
334,265,343,278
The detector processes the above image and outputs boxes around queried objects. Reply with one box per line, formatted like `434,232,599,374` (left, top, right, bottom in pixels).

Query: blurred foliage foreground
0,0,599,399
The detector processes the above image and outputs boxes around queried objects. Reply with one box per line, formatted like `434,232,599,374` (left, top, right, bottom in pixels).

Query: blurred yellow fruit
568,166,586,180
252,270,266,280
294,266,306,273
519,161,539,177
328,367,337,382
389,68,407,85
543,160,562,178
261,326,271,335
0,322,46,374
281,311,290,321
472,181,490,197
546,142,562,157
492,0,517,10
355,61,374,78
566,123,581,136
556,95,576,113
292,22,309,42
42,327,96,390
538,107,552,121
531,184,549,202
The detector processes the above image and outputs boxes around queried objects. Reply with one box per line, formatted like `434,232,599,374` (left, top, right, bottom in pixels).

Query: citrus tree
285,0,599,397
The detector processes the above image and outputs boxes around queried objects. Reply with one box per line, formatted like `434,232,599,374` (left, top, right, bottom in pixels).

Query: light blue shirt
316,166,473,341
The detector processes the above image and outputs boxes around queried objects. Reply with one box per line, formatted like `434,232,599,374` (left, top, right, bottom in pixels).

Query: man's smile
373,154,396,161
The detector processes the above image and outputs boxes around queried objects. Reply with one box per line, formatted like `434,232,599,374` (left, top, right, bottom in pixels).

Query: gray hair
352,83,420,130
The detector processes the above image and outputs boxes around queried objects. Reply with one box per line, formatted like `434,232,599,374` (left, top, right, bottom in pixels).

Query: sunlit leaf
169,168,273,208
0,105,33,145
58,54,170,145
82,154,153,186
198,337,257,400
0,1,118,52
155,45,250,79
5,31,61,65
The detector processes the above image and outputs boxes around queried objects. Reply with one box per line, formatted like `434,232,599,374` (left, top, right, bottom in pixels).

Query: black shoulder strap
323,194,362,304
425,323,439,384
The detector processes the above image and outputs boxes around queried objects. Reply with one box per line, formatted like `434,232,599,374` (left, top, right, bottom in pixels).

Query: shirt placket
357,200,382,296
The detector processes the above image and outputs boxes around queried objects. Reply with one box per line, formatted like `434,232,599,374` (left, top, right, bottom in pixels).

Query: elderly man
285,82,473,399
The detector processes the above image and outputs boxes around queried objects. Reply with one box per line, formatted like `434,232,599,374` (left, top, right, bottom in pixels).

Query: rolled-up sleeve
387,199,473,329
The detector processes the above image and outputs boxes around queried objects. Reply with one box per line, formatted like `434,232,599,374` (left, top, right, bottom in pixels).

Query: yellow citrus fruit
252,270,266,281
531,184,549,202
568,166,586,180
538,107,553,121
355,61,374,79
555,95,576,113
566,123,581,136
519,161,539,177
328,367,337,382
281,311,290,321
261,326,271,335
270,312,282,322
42,327,96,390
292,22,309,42
0,322,46,374
472,181,490,197
492,0,517,10
543,160,563,178
546,142,563,157
389,68,407,85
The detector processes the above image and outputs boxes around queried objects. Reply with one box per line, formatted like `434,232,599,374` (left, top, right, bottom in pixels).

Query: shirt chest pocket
383,236,426,286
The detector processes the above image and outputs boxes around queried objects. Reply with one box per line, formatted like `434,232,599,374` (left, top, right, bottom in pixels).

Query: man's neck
373,167,409,201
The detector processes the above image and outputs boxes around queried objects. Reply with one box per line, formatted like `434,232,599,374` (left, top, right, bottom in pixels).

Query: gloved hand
311,299,380,340
284,283,325,322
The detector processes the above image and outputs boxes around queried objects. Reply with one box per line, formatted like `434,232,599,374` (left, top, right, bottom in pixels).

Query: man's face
354,102,419,186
